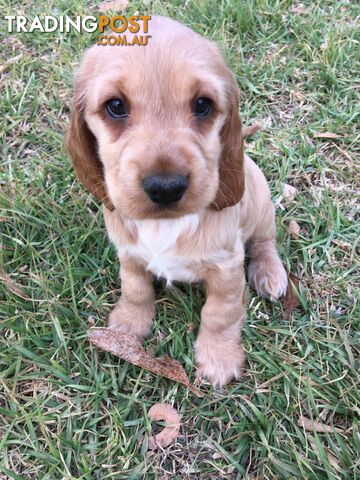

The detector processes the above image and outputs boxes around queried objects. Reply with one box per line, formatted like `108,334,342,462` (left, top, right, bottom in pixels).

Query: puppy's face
66,17,244,218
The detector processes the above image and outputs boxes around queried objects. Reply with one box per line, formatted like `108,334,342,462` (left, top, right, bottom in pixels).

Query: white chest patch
123,214,202,285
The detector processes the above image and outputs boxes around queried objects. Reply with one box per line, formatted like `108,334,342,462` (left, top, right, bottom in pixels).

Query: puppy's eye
193,97,212,118
106,98,128,119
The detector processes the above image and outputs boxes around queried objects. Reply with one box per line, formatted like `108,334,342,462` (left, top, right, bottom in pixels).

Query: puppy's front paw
108,299,155,340
195,335,245,387
248,255,288,300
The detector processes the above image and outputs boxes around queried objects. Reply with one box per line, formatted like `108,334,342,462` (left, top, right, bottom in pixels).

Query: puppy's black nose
143,174,189,205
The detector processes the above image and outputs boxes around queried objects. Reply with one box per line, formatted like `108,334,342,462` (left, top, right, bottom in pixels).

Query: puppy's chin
114,199,206,220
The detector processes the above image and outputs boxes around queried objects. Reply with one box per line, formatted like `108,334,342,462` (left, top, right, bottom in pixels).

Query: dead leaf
98,0,128,12
290,4,306,15
305,135,315,148
332,142,353,162
289,220,300,238
256,372,287,391
313,132,342,139
87,316,95,327
0,267,30,300
88,328,203,397
282,273,300,320
298,416,344,433
0,54,23,74
147,403,181,450
332,239,351,251
243,123,262,138
283,183,297,202
308,438,341,470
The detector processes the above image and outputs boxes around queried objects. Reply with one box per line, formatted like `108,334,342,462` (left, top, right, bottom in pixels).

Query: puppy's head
66,16,244,218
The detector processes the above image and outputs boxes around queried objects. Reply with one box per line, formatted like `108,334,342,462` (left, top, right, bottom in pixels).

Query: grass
0,0,359,478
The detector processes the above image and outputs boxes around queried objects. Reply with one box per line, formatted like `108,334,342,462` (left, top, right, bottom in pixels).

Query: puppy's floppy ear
65,85,115,211
211,71,244,210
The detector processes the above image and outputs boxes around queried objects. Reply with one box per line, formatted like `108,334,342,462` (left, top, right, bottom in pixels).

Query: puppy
65,16,288,386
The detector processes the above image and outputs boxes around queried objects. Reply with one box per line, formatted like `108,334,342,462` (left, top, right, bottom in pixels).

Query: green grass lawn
1,0,359,478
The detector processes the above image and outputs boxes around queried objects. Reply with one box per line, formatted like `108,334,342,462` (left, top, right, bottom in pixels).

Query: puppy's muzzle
143,174,189,205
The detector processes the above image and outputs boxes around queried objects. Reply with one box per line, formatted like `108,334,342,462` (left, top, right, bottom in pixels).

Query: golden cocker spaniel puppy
66,16,288,386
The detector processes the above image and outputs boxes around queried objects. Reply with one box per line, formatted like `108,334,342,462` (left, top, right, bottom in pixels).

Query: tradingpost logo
4,15,152,46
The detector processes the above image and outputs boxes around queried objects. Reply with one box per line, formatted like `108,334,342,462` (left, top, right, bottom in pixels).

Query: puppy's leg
195,258,246,386
108,257,155,339
247,202,288,300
